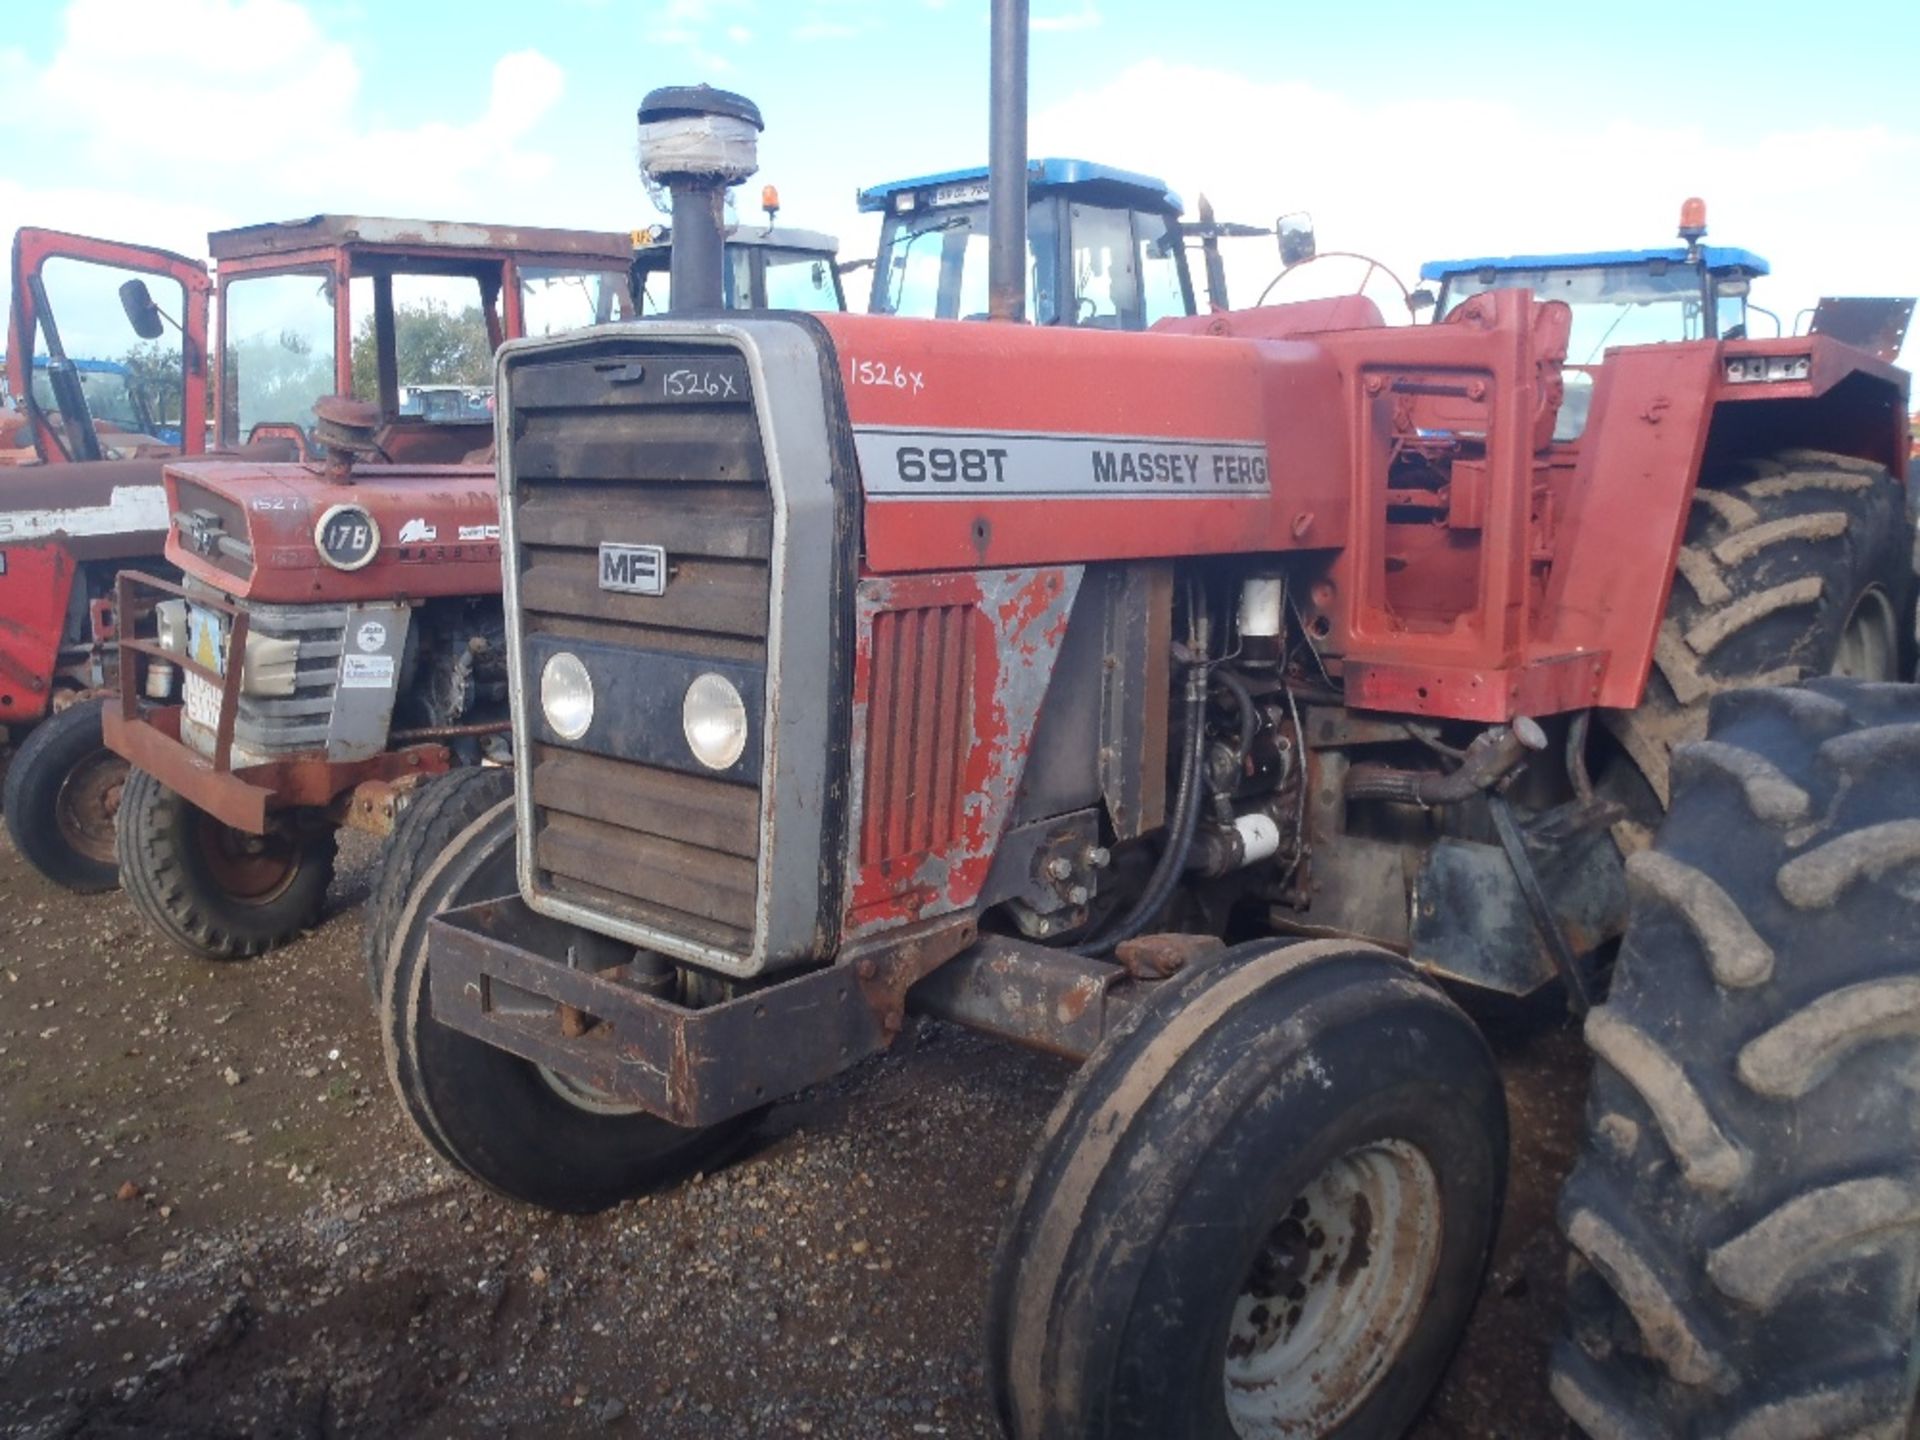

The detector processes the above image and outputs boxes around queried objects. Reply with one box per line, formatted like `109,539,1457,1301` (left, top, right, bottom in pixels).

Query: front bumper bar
103,702,449,834
427,892,1152,1127
107,569,451,834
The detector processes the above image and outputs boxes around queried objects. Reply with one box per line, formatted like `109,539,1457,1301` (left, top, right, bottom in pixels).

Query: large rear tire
377,800,759,1213
988,939,1507,1439
1605,449,1909,840
1,697,123,892
116,768,336,960
1554,679,1920,1436
360,764,513,998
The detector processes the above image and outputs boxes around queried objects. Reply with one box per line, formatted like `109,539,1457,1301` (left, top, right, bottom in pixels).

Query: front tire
359,764,513,998
377,800,758,1213
116,768,336,960
1554,679,1920,1436
2,697,124,892
988,939,1508,1439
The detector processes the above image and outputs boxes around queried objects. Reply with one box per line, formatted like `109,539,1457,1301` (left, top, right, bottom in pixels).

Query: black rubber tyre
360,765,513,998
988,939,1508,1440
2,697,124,892
378,800,758,1213
116,767,337,961
1554,679,1920,1437
1605,449,1909,843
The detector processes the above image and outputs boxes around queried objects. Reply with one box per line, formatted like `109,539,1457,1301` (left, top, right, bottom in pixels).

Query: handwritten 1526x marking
849,357,926,396
665,368,739,399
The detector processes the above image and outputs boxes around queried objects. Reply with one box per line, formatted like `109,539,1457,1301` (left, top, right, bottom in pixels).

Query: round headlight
540,652,595,741
683,672,748,771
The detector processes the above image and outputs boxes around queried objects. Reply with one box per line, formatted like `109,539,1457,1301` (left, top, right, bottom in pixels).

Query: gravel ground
0,828,1587,1439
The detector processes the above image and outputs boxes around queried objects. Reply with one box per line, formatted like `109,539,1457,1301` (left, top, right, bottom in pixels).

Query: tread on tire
116,767,336,961
2,697,123,893
1555,677,1920,1438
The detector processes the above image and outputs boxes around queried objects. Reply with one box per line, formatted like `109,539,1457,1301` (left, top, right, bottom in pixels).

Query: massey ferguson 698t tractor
378,53,1914,1440
97,213,846,963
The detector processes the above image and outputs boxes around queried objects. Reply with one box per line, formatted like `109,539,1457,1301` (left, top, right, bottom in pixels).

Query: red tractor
1,229,223,888
378,65,1915,1440
97,211,848,963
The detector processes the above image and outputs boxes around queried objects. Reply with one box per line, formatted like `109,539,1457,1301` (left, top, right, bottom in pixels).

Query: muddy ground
0,829,1586,1439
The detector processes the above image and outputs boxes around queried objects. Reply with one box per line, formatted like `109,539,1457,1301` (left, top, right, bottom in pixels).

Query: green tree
122,339,184,426
350,300,492,399
224,327,334,435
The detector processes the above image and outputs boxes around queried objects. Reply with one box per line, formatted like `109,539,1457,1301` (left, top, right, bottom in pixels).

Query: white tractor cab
1420,200,1914,440
860,157,1199,328
630,204,845,314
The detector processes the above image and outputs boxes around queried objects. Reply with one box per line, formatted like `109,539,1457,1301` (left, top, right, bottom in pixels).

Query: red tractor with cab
102,211,850,963
2,228,223,888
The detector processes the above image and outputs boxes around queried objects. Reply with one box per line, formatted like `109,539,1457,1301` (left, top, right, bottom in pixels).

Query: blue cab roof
858,157,1182,215
8,355,132,375
1419,245,1770,282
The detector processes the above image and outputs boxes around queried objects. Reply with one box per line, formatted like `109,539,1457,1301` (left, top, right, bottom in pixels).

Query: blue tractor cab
21,355,178,448
1420,243,1770,362
1421,210,1771,439
860,157,1196,329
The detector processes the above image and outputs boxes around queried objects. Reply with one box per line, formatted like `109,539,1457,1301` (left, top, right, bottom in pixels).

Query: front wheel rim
196,816,302,905
55,753,126,865
535,1064,649,1116
1223,1138,1444,1438
1832,585,1898,680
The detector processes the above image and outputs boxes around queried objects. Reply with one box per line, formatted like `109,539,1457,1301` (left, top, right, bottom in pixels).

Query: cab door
7,228,211,464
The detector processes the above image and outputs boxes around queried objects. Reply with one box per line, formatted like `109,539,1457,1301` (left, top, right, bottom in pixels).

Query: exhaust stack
636,85,764,312
987,0,1029,322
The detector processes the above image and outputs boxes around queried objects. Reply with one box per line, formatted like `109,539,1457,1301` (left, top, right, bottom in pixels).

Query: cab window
222,270,336,444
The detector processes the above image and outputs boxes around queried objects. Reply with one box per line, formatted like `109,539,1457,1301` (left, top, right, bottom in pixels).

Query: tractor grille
182,598,349,762
860,604,974,867
507,350,772,956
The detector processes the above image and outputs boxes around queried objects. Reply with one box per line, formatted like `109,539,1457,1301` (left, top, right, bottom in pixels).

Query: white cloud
1031,61,1920,370
9,0,571,230
1034,1,1099,33
37,0,360,169
486,50,568,140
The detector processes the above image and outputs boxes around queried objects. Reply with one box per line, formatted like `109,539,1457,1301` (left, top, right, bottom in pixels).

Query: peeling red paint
842,567,1080,937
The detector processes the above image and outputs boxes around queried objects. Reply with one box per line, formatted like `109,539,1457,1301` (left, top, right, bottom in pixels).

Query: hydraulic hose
1075,665,1209,957
1343,717,1548,808
1215,667,1258,767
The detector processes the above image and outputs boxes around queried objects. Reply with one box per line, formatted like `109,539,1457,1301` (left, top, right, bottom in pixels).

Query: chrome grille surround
496,319,851,979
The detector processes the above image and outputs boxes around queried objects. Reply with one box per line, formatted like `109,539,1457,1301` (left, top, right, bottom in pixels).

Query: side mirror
1714,276,1751,298
1409,287,1437,316
1277,212,1316,269
119,279,166,340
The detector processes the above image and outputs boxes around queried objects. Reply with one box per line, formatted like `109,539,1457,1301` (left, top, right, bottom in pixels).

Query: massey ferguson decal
854,427,1270,499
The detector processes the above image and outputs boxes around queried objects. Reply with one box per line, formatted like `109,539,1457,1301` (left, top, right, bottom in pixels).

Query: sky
3,0,1918,371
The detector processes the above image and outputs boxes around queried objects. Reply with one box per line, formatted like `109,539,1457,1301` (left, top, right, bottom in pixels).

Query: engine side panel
814,312,1352,572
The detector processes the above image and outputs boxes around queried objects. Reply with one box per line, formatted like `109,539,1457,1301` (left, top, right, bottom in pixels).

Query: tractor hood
0,456,172,562
163,459,502,605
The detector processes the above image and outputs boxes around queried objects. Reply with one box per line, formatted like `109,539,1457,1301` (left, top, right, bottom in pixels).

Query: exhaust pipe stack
987,0,1029,322
636,85,764,313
